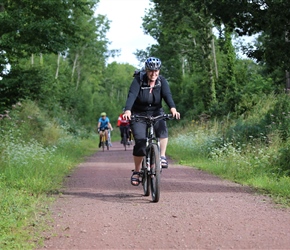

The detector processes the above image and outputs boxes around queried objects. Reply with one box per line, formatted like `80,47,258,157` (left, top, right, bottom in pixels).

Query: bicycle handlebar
131,113,174,122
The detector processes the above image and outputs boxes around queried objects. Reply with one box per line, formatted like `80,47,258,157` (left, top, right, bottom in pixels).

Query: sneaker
161,156,168,168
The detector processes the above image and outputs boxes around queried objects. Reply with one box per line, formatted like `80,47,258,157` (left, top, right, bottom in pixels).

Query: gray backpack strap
133,69,146,86
139,71,146,86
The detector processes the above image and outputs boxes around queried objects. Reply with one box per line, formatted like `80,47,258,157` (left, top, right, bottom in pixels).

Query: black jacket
125,73,176,113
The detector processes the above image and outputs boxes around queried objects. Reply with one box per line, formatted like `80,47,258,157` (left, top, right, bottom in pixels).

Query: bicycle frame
100,129,109,151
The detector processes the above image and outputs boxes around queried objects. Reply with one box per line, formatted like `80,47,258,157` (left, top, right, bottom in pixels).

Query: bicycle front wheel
150,144,161,202
141,157,150,196
101,135,105,152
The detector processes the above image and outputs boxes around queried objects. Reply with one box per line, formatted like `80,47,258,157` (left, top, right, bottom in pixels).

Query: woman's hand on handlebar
170,108,181,119
123,110,131,120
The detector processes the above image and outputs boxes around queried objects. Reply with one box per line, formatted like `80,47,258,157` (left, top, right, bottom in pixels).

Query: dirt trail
38,141,290,249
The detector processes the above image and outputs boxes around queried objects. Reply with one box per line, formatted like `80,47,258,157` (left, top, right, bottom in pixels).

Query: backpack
133,68,146,86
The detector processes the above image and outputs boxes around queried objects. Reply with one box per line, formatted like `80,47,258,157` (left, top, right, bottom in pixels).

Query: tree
142,0,219,116
0,0,112,128
206,0,290,83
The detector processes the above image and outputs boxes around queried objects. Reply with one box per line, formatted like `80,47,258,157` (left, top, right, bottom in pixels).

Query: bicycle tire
101,134,105,152
141,157,150,196
150,144,161,202
123,131,127,151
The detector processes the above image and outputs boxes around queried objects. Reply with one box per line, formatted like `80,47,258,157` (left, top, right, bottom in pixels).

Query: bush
263,94,290,141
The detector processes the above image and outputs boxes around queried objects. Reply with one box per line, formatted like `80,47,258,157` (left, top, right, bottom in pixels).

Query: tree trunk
55,53,61,79
76,62,81,90
72,53,79,83
40,53,43,66
31,54,34,66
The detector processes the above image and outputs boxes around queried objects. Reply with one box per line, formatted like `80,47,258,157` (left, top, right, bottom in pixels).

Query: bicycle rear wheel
122,131,127,151
141,157,150,196
102,141,105,152
150,144,161,202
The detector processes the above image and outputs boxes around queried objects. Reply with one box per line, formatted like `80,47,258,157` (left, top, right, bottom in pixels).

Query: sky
95,0,156,68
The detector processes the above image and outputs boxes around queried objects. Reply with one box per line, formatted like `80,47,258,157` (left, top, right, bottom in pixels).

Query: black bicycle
131,114,173,202
121,125,130,151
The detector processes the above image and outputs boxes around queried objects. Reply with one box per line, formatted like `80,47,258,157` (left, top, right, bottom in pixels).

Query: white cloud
95,0,156,68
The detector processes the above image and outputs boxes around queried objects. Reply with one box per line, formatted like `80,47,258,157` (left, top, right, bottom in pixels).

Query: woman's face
146,70,159,82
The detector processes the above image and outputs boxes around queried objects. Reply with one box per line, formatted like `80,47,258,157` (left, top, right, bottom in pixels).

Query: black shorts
130,110,168,156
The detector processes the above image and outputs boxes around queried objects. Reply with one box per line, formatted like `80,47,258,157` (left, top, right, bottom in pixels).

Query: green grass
0,136,98,249
167,120,290,207
0,100,100,249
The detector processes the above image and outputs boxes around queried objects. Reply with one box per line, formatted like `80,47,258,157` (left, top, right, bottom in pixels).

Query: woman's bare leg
160,137,168,157
134,155,143,172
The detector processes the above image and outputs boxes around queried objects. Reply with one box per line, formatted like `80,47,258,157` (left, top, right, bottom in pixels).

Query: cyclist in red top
117,108,131,145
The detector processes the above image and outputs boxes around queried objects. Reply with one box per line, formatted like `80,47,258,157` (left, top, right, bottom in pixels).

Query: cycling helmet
101,112,106,116
145,57,162,70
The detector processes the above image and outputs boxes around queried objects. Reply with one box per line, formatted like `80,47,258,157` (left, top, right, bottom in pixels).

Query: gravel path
38,141,290,249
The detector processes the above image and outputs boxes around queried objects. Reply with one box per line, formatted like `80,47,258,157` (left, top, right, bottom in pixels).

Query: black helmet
145,57,162,70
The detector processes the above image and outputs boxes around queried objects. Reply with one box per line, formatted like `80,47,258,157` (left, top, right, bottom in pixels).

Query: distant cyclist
117,108,131,145
97,112,113,148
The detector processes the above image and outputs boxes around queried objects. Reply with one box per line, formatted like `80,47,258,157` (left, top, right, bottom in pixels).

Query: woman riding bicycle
97,112,113,148
122,57,180,186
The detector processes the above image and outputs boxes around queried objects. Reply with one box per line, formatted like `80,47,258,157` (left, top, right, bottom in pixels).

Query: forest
1,0,290,247
1,0,289,125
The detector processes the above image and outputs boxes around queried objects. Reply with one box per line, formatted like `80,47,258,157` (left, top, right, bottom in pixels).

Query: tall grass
168,93,290,206
0,100,98,249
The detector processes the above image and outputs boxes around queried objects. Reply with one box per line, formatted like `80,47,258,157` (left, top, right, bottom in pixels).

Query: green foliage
0,100,98,248
271,140,290,176
207,0,290,73
168,93,290,205
0,0,99,63
0,0,110,130
0,66,54,109
1,101,60,145
142,0,290,121
263,94,290,141
96,62,136,125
